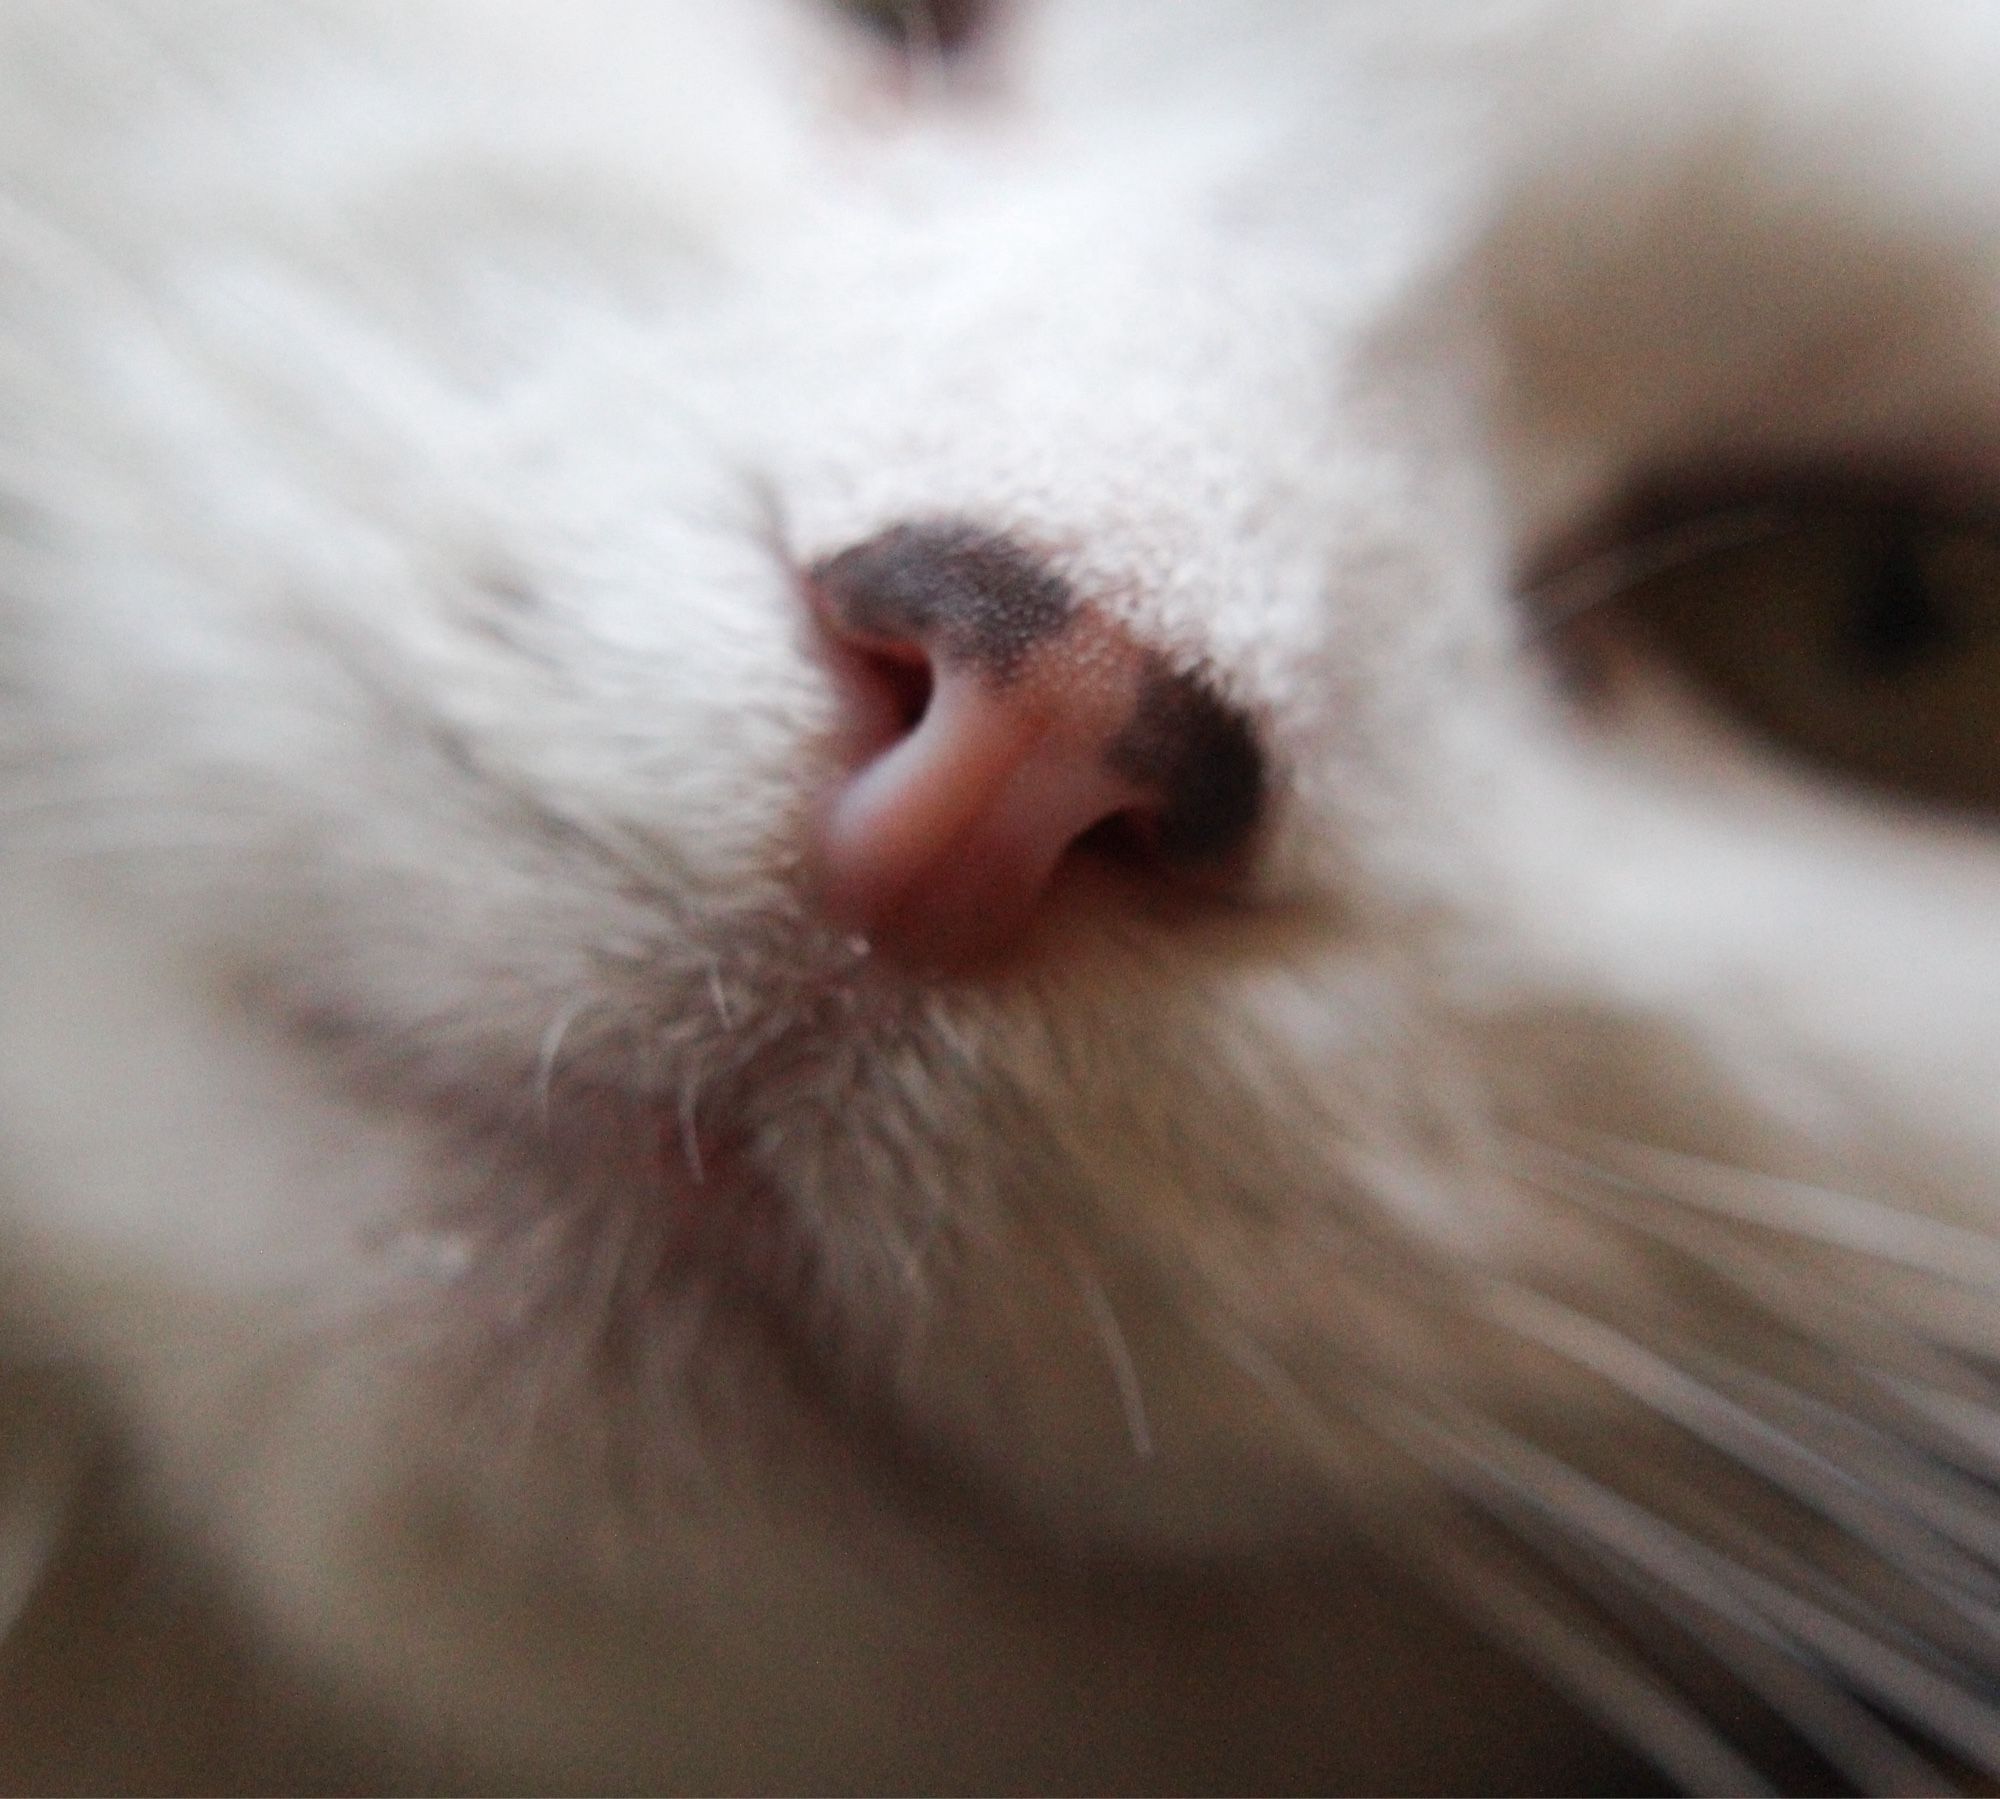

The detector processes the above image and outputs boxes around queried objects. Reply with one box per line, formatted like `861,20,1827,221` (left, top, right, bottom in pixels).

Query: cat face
8,1,2000,1774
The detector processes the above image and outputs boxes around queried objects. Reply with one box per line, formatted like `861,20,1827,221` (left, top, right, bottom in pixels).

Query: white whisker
1061,1254,1153,1460
1472,1283,2000,1614
1416,1441,1953,1794
1416,1532,1779,1797
1718,1363,2000,1575
1885,1379,2000,1472
705,965,737,1030
1508,1138,1992,1368
1507,1134,2000,1474
1391,1392,2000,1776
1498,1136,2000,1685
534,997,591,1134
1575,1134,2000,1293
677,1073,706,1188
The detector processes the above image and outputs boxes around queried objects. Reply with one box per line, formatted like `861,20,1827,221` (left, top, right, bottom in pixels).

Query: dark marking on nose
809,520,1074,684
1108,659,1265,863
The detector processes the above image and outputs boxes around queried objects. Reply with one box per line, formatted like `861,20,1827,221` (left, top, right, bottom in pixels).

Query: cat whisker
1882,1379,2000,1478
1460,1136,2000,1775
1512,1133,2000,1372
1716,1363,2000,1577
1215,1325,1819,1790
1059,1250,1153,1459
1414,1526,1786,1797
1209,1127,2000,1785
1583,1132,2000,1292
676,1067,708,1188
1468,1281,2000,1611
533,997,593,1135
1508,1132,2000,1485
1388,1391,1978,1795
1507,1137,2000,1511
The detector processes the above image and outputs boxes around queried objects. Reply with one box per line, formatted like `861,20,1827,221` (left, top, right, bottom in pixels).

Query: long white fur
5,1,2000,1789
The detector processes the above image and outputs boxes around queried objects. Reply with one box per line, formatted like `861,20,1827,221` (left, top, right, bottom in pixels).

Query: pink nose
807,522,1262,967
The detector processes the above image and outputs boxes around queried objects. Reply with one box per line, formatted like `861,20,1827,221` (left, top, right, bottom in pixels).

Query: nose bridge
771,171,1355,795
797,314,1319,676
794,172,1316,535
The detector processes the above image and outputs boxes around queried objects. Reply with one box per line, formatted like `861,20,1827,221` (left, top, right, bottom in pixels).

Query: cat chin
0,847,1450,1569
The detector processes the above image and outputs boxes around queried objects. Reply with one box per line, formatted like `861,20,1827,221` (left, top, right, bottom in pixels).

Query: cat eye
833,0,991,58
1568,495,2000,812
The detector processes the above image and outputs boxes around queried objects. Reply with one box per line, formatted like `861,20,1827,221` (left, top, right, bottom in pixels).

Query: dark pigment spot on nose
810,520,1075,682
1108,660,1265,863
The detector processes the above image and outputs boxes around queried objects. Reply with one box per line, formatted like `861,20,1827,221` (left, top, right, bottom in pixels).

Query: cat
4,0,2000,1790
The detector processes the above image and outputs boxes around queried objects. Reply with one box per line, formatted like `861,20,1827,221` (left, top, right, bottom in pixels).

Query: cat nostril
806,520,1265,967
846,637,934,739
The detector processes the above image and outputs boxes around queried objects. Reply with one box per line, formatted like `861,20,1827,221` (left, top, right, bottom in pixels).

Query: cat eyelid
1523,500,1805,645
1529,475,2000,815
1522,468,2000,640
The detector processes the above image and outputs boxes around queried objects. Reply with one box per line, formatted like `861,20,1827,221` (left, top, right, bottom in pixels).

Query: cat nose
806,522,1263,966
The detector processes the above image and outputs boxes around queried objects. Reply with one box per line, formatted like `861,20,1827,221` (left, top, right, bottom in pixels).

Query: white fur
5,2,2000,1789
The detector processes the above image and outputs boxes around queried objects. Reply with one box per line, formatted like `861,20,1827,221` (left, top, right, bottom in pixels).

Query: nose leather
808,521,1262,966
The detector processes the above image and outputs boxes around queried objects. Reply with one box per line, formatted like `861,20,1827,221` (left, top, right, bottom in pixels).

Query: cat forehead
25,0,2000,688
75,3,2000,332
